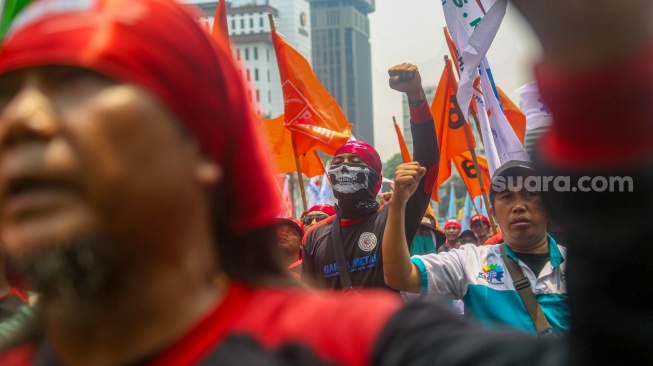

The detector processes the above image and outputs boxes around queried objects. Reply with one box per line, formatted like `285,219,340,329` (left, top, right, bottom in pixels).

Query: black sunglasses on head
301,214,329,225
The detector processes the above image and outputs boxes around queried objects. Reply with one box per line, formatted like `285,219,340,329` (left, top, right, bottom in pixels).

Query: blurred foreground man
0,1,558,365
0,0,649,365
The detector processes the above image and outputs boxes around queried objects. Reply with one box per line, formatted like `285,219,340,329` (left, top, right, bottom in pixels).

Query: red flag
431,58,476,202
271,29,352,156
261,115,325,178
212,0,230,47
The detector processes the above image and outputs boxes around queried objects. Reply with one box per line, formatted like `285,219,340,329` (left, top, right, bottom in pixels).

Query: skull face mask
329,163,380,219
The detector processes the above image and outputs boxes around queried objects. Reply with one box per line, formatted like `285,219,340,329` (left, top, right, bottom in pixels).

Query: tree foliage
382,153,404,180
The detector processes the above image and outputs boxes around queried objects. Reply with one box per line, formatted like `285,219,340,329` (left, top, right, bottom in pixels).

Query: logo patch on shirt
478,264,505,285
358,232,377,251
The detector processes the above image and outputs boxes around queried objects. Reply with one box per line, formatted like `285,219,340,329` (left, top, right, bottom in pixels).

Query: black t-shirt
301,117,440,290
515,252,550,277
301,207,391,289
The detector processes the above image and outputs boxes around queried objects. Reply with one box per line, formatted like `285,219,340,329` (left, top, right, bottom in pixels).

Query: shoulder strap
500,244,553,338
331,216,353,292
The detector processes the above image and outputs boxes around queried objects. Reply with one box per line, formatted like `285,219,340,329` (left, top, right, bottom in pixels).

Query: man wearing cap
411,214,445,256
470,214,491,246
275,218,304,274
459,230,478,246
438,219,462,253
300,204,335,231
382,160,569,337
302,63,439,290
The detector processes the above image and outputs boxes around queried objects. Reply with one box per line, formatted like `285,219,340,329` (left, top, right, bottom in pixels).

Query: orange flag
444,27,462,77
261,115,325,178
497,87,526,145
431,58,476,202
393,119,413,163
212,0,230,47
271,29,352,156
453,152,491,199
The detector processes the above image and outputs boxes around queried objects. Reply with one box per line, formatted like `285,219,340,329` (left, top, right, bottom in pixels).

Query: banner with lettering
271,29,352,156
453,151,491,200
441,0,507,116
431,58,476,202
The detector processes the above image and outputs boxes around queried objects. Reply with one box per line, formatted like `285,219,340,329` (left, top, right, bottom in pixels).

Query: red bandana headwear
0,0,281,237
444,219,462,230
334,141,383,194
307,204,336,217
470,214,491,229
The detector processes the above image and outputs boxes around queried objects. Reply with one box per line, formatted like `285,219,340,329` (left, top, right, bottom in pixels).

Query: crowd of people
0,0,651,364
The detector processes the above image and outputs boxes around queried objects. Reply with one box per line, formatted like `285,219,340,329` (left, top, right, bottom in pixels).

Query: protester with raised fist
302,63,439,291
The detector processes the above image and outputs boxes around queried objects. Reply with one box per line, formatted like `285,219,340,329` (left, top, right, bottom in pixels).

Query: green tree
382,153,403,179
380,153,403,193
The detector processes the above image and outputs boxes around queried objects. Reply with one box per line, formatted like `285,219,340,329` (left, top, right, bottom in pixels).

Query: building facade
186,0,312,119
401,85,436,153
310,0,375,145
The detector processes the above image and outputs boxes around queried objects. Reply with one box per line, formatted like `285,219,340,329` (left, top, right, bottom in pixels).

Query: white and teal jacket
406,236,569,337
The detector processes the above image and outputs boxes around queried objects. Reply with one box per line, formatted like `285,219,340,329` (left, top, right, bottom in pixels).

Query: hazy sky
368,1,541,162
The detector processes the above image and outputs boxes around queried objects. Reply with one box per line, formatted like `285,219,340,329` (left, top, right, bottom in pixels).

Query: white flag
318,162,333,204
442,0,507,114
512,82,553,131
474,58,530,176
306,176,320,208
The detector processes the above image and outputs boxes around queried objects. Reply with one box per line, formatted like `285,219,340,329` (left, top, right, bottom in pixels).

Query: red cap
444,219,462,230
334,141,383,194
275,217,304,237
0,0,281,237
307,204,336,217
470,214,491,228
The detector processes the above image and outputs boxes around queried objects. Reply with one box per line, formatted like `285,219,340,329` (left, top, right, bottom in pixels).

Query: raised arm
388,64,440,247
382,162,425,293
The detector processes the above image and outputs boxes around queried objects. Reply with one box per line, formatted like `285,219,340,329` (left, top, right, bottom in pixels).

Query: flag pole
291,135,308,213
468,148,498,236
445,54,497,235
269,13,307,213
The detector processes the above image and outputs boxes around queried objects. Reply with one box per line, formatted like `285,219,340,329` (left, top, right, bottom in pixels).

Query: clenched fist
392,162,426,204
388,63,426,102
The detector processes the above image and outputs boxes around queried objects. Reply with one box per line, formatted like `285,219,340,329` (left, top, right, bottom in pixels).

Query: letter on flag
261,115,325,178
512,82,553,132
444,26,525,145
271,29,352,156
431,58,476,202
441,0,508,114
453,151,491,200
